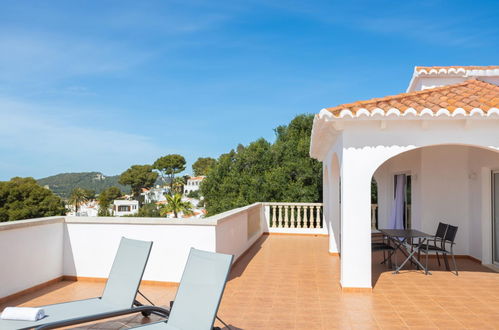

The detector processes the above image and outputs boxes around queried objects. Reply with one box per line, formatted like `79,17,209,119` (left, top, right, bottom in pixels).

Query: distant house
141,186,169,204
68,200,100,217
78,200,99,217
184,176,205,195
113,200,139,216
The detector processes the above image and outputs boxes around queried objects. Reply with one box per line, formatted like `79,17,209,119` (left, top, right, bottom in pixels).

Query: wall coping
0,216,65,232
0,203,265,231
65,216,219,226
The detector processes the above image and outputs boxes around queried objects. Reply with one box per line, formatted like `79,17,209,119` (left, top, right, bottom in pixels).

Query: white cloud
0,98,165,179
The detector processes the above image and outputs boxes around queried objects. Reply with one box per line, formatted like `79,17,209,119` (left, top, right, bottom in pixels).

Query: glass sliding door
493,172,499,265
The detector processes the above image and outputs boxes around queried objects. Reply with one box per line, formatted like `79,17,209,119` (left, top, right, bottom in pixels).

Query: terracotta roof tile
325,79,499,117
416,65,499,72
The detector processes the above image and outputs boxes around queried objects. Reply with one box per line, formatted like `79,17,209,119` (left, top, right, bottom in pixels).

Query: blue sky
0,0,498,180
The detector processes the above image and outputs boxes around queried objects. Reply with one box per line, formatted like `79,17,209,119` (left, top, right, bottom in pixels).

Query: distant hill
37,172,131,199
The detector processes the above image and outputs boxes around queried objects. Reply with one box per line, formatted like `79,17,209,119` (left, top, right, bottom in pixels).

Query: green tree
153,154,186,193
201,138,273,215
172,176,186,195
192,157,217,176
136,203,161,217
97,186,122,216
264,114,322,203
201,114,322,215
186,190,200,199
68,187,93,213
160,194,193,218
0,177,65,222
119,165,158,204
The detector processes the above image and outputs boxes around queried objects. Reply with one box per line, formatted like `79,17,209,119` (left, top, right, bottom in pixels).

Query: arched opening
371,143,499,284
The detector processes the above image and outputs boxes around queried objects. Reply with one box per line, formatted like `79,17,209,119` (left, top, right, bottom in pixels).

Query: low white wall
64,218,217,283
0,205,268,299
214,203,264,260
0,217,65,299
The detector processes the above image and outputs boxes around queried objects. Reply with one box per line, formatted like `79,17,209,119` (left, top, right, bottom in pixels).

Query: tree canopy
160,194,193,218
68,187,94,213
97,186,122,216
153,154,186,192
0,177,65,222
119,165,158,202
201,114,322,215
192,157,217,176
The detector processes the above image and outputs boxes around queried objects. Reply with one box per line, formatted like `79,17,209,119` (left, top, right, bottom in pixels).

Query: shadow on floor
227,234,268,281
0,280,76,310
372,251,497,287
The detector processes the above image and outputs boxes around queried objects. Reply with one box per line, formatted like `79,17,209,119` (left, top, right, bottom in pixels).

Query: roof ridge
415,65,499,70
326,79,499,111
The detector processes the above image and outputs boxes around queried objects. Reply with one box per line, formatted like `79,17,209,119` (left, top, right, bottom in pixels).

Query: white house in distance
112,200,139,216
77,200,99,217
67,200,99,217
184,176,205,195
310,65,499,291
141,186,168,204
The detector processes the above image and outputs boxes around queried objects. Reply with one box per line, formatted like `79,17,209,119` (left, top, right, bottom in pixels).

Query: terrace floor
2,235,499,329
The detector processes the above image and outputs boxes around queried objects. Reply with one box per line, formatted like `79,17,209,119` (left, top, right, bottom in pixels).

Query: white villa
183,176,205,195
112,199,139,216
67,200,99,217
141,186,169,204
311,65,499,290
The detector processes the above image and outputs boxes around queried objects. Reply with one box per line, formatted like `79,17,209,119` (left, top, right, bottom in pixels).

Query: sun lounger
0,237,168,330
131,248,233,330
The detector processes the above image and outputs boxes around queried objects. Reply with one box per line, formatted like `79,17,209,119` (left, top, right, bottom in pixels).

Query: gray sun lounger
0,237,168,330
132,248,233,330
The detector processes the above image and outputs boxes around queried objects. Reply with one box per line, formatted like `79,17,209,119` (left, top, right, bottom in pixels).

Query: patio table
379,229,434,275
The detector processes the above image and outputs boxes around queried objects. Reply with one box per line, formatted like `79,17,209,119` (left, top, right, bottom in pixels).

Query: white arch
370,143,499,267
339,141,499,289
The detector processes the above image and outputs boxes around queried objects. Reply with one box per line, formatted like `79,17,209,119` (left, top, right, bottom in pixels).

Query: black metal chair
417,223,458,275
372,232,395,268
415,222,448,266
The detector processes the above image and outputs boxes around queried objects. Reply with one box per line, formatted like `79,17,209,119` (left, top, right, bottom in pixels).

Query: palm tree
68,188,90,213
160,193,193,218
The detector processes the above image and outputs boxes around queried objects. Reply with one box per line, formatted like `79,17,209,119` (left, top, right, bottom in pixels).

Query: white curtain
389,174,406,229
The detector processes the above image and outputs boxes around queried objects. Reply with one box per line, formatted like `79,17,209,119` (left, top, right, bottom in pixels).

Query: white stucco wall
467,147,499,262
411,76,499,91
373,145,499,261
0,204,266,299
0,218,64,299
63,221,216,282
215,204,263,261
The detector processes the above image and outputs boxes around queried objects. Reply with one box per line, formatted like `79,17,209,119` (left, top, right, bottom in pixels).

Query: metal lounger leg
215,315,232,330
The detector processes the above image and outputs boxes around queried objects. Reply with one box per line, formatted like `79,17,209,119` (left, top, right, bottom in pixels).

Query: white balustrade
371,204,377,229
264,203,324,233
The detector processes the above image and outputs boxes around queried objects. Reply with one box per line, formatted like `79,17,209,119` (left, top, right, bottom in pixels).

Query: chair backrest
166,248,233,330
435,222,448,239
101,237,153,308
444,225,458,243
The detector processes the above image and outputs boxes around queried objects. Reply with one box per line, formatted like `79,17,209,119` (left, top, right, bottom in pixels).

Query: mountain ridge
37,172,131,199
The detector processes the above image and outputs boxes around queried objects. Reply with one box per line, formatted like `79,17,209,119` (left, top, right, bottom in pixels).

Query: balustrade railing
371,204,378,229
265,202,323,229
